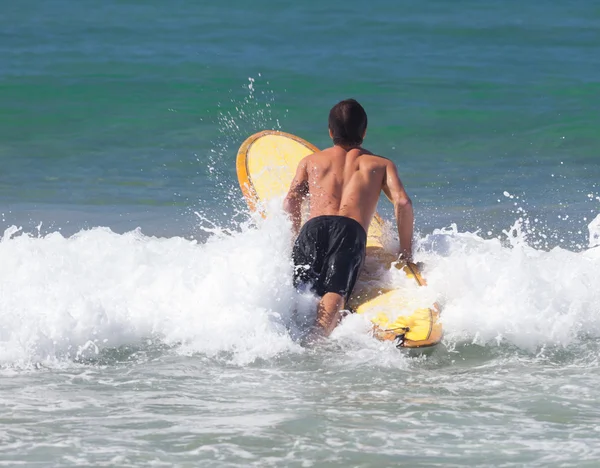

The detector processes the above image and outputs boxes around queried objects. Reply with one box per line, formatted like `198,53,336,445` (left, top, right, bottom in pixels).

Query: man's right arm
283,157,309,234
382,161,414,262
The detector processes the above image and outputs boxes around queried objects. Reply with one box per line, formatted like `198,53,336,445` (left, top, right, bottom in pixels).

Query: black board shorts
292,215,367,302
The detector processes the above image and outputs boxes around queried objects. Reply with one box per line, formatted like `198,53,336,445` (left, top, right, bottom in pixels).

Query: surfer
283,99,414,336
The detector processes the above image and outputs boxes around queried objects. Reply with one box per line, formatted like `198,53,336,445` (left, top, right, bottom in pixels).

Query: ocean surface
2,1,600,466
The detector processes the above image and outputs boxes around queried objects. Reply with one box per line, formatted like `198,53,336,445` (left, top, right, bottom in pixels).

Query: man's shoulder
358,149,393,166
304,147,338,166
305,147,331,159
314,146,337,156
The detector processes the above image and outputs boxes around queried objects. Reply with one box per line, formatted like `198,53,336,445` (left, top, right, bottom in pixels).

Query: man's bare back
284,145,413,259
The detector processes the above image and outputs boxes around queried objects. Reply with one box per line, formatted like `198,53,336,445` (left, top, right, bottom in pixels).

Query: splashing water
2,201,600,369
209,75,283,186
420,221,600,352
0,209,301,368
191,76,287,232
588,213,600,248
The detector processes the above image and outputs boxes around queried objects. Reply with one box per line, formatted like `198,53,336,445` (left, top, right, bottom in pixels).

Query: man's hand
398,251,414,264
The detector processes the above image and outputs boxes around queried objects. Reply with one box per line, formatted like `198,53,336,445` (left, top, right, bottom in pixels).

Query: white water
2,209,600,369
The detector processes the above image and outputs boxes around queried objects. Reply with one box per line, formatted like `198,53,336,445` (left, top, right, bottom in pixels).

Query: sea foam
1,207,600,368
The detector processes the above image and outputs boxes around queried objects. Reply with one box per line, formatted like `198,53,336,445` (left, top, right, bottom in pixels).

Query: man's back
304,146,387,232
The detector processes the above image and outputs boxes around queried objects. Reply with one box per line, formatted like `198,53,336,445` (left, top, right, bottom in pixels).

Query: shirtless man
283,99,414,336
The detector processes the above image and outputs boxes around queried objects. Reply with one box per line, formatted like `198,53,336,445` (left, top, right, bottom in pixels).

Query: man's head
328,99,368,147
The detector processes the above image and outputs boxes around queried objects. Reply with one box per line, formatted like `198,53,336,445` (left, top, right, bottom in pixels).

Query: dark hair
328,99,368,147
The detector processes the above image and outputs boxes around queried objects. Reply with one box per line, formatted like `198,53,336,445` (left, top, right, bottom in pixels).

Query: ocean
1,1,600,466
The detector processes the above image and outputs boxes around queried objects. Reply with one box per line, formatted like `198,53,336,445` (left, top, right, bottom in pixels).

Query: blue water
2,1,600,466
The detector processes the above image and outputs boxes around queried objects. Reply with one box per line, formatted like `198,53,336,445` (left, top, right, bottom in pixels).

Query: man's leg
316,292,345,336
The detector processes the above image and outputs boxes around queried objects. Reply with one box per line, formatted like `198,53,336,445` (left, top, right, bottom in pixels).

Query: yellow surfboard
236,130,442,348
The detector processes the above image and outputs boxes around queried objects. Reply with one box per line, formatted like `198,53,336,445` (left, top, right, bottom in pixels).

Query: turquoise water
3,1,599,236
2,1,600,466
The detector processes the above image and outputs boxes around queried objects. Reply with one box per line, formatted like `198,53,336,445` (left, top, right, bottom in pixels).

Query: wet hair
328,99,368,147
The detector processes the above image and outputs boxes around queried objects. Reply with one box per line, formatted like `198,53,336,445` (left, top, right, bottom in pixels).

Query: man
283,99,414,337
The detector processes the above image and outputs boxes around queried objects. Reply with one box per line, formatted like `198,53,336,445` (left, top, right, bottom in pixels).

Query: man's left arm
283,158,308,234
